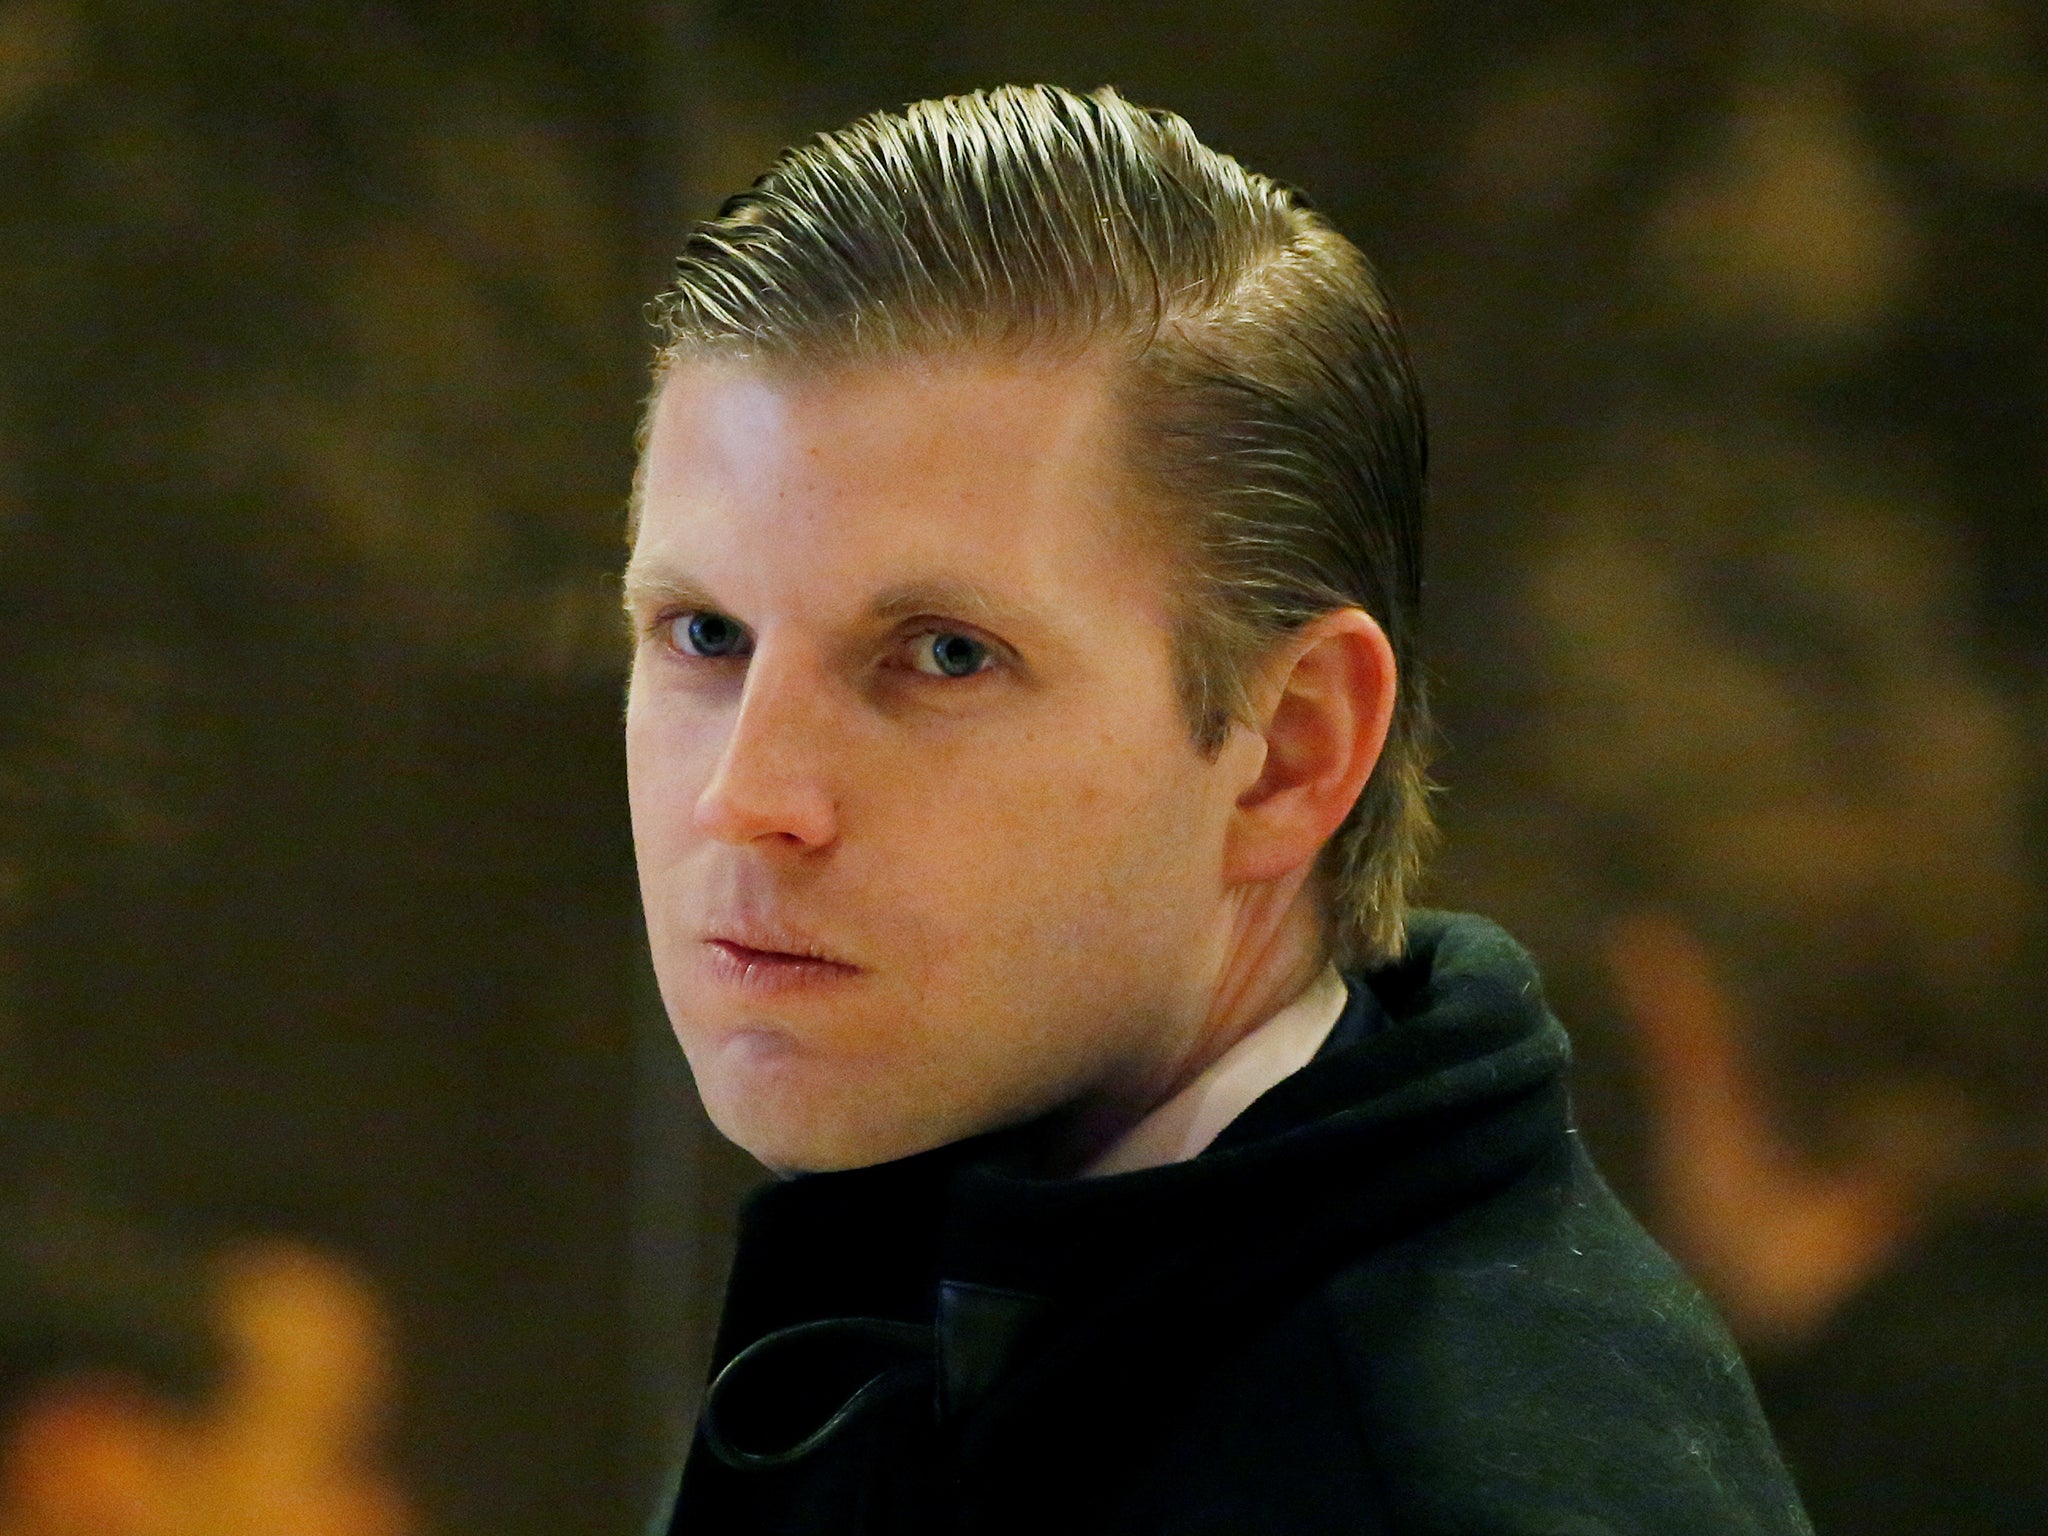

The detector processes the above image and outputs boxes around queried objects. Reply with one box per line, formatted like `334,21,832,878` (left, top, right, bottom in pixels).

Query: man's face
626,353,1254,1171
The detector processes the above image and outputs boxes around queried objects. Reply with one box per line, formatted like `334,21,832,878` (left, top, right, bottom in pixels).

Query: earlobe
1224,609,1397,886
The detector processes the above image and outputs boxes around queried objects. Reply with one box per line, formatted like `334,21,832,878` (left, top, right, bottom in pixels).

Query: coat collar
699,912,1574,1460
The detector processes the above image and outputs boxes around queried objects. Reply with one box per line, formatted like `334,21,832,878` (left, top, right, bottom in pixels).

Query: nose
692,647,840,852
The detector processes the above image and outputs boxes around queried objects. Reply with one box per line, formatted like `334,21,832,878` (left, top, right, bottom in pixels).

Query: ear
1,1377,184,1534
1223,608,1397,888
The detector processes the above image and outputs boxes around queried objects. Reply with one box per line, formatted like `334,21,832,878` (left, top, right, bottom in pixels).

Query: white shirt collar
1082,965,1349,1177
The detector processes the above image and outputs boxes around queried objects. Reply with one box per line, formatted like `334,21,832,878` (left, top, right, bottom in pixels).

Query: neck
1049,880,1329,1172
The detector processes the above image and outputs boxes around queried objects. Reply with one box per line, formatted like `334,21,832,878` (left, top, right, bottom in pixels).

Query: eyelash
655,612,1001,678
661,611,751,660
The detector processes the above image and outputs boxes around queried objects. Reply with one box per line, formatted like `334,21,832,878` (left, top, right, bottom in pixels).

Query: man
0,1207,413,1536
628,85,1809,1535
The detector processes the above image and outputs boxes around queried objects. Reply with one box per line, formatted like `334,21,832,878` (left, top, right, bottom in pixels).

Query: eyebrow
620,566,1038,634
866,576,1024,629
620,564,717,616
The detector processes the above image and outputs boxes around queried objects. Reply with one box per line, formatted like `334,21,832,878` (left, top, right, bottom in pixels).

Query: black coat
659,912,1813,1535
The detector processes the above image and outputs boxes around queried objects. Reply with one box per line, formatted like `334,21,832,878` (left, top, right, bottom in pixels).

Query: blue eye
914,631,990,678
676,611,748,658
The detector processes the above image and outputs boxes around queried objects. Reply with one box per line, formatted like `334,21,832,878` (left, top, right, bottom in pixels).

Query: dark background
2,4,2041,1533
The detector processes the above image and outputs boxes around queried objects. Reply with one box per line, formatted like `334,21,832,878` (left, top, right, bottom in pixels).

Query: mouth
700,928,862,994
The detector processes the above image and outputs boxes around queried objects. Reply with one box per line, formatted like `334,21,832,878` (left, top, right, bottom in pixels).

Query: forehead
631,351,1170,613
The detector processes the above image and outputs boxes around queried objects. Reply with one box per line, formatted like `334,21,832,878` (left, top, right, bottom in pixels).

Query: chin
708,1101,955,1174
695,1060,1004,1174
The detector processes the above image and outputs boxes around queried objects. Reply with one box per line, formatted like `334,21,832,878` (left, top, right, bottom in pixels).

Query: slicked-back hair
644,84,1433,966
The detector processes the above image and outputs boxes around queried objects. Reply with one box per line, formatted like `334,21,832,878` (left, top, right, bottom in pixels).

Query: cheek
897,722,1216,976
624,684,715,860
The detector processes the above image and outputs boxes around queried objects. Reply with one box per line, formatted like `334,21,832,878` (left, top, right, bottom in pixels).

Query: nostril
693,762,837,850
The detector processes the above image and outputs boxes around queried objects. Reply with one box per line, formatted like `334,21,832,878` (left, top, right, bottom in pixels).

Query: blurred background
0,2,2041,1533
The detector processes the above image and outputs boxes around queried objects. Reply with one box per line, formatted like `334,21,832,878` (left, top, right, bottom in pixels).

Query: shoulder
1313,1137,1811,1536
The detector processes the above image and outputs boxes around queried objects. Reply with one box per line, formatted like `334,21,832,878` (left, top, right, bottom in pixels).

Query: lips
699,920,862,991
704,921,857,967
